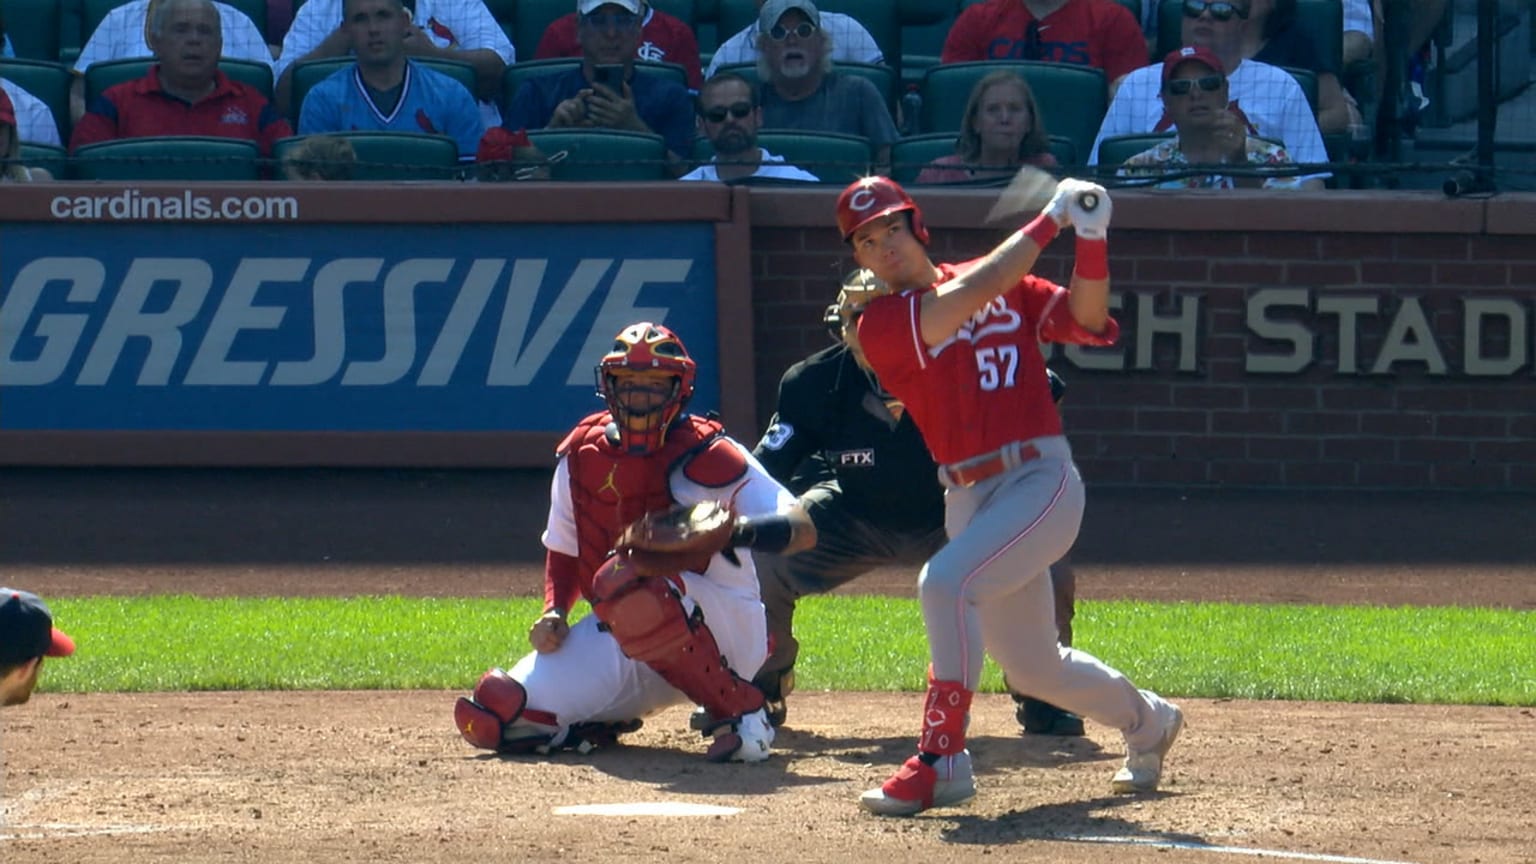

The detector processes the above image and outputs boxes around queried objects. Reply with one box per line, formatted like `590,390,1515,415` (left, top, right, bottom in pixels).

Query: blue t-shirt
505,66,694,158
298,60,486,160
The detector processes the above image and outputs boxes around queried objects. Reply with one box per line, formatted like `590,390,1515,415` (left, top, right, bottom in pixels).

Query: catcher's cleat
1014,695,1086,737
703,709,774,763
860,751,975,817
1111,696,1183,793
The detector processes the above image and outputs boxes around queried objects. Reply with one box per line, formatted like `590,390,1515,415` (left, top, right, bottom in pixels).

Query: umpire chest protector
559,412,744,581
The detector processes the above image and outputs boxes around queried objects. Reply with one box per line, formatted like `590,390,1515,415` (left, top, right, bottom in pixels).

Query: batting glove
1041,177,1086,227
1068,183,1112,240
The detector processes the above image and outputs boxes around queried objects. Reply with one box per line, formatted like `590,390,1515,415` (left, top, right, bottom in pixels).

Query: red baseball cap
1161,46,1225,84
0,588,75,664
0,88,16,128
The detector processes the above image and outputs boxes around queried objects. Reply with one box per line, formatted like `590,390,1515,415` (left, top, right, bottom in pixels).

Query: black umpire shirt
752,344,945,533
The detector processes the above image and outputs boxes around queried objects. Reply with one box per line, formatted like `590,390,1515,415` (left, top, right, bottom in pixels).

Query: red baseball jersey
941,0,1148,84
856,260,1120,466
534,10,704,91
70,66,293,156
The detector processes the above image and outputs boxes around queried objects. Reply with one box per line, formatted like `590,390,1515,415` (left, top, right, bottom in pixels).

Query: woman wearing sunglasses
914,70,1056,185
1118,46,1307,189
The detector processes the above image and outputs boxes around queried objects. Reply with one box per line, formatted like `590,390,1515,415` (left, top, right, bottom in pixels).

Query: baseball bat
985,165,1099,224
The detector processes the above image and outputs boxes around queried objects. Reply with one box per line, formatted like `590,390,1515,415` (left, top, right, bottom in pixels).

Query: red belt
940,442,1041,488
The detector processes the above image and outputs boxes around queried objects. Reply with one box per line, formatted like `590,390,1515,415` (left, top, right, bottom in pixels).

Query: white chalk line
1065,835,1420,864
0,821,184,841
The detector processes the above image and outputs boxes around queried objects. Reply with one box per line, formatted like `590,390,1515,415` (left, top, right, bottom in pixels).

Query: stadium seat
85,57,275,107
501,59,689,119
1,0,63,62
0,59,74,144
289,57,478,126
718,0,902,82
919,61,1107,162
900,0,962,90
18,141,69,179
892,132,1076,183
526,128,672,181
754,130,872,184
1094,132,1173,170
273,131,462,181
82,0,270,45
73,135,262,180
481,0,517,47
647,0,698,29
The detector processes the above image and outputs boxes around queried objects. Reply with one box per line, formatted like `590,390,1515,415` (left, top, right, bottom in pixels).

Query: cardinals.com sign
0,223,720,432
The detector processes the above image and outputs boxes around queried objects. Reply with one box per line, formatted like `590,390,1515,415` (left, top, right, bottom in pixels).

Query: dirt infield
2,469,1533,864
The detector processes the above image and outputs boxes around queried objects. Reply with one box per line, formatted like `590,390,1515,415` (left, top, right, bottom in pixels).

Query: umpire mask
826,268,890,371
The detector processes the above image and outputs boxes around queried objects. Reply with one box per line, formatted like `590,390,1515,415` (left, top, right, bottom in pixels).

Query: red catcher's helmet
835,176,929,245
594,322,698,455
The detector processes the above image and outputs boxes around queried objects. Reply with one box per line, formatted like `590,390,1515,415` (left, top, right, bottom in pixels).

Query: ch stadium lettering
1054,289,1531,377
0,255,695,387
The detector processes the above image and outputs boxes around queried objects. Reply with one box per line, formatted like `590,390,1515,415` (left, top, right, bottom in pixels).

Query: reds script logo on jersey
931,296,1023,354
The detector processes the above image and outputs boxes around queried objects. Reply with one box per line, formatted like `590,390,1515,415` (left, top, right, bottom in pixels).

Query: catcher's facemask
596,322,697,454
828,269,890,368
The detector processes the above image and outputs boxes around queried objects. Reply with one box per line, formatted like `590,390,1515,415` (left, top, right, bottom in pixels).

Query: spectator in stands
1090,2,1328,184
757,0,899,169
680,71,819,182
70,0,292,156
474,126,552,181
1118,46,1310,188
940,0,1148,98
914,69,1056,185
0,10,12,58
281,132,358,179
0,588,75,708
1242,0,1359,135
276,0,513,127
504,0,695,177
0,89,53,181
705,0,881,78
0,80,63,147
70,0,275,125
537,0,704,92
267,0,298,44
1342,0,1375,67
298,0,485,161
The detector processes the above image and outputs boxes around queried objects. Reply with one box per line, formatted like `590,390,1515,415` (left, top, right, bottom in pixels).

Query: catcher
454,322,815,762
732,269,1084,735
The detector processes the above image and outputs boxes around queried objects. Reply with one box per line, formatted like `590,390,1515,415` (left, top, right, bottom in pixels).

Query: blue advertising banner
0,222,720,432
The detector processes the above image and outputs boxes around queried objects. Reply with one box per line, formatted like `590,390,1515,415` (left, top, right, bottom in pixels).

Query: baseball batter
839,177,1184,816
453,322,813,763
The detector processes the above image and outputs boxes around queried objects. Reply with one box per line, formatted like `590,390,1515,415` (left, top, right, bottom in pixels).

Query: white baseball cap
759,0,820,32
578,0,642,15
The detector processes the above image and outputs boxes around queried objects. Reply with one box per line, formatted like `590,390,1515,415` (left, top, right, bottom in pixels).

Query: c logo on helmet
848,189,877,211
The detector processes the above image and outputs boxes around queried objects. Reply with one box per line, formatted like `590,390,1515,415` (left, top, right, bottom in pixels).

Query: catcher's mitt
616,501,737,577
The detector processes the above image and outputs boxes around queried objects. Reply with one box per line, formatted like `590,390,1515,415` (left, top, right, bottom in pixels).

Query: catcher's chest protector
561,413,726,584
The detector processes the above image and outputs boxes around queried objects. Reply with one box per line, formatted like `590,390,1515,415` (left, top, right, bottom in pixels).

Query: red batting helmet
595,322,698,455
835,176,929,245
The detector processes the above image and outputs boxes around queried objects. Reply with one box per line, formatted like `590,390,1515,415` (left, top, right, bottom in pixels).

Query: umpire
747,269,1083,735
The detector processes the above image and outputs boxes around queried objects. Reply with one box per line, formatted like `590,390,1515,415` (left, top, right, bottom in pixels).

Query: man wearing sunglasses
1089,0,1328,186
504,0,696,177
679,72,819,182
755,0,899,170
1118,45,1309,188
941,0,1148,98
705,0,882,79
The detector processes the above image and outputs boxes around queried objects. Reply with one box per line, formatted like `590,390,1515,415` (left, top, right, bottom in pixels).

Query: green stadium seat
1,0,64,61
73,135,262,180
85,58,275,107
526,128,672,181
481,0,517,47
274,131,463,181
0,59,74,144
82,0,269,45
501,59,689,119
647,0,698,29
754,130,871,184
919,61,1107,162
290,57,478,126
892,132,1076,183
1094,132,1173,170
18,141,69,179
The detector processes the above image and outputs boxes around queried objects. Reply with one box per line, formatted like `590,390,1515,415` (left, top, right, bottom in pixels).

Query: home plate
553,802,741,817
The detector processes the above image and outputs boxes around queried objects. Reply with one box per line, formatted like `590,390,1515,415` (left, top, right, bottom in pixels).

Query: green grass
37,595,1536,706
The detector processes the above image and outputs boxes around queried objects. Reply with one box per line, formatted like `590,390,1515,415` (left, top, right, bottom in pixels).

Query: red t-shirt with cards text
856,260,1120,466
941,0,1147,84
535,10,704,91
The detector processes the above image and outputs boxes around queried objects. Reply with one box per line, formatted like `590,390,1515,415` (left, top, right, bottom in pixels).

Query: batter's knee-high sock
917,676,973,758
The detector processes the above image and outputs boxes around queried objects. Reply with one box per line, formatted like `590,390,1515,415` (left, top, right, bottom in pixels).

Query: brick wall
747,189,1536,491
